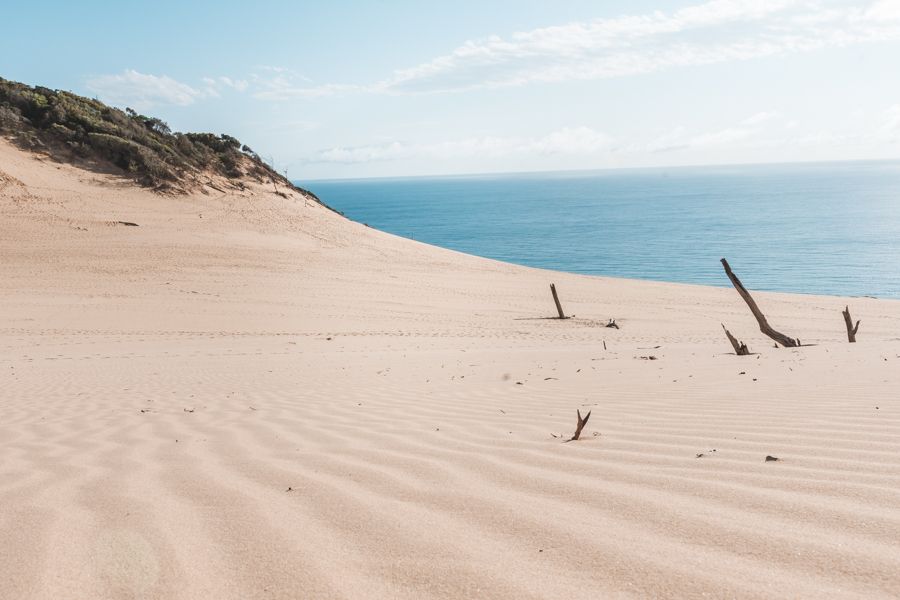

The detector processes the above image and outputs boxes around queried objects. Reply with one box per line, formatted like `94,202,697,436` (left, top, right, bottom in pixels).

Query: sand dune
3,138,900,599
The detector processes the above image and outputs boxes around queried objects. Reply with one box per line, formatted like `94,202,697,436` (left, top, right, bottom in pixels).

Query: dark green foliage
0,76,295,191
185,132,241,154
86,133,171,183
0,105,24,127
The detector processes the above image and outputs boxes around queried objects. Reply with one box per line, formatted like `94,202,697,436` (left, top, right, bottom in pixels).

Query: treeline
0,76,290,192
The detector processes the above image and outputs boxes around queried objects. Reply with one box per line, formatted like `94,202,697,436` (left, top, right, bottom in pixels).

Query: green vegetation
0,76,316,199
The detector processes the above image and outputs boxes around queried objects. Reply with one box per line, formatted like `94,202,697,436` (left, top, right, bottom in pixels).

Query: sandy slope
2,138,900,599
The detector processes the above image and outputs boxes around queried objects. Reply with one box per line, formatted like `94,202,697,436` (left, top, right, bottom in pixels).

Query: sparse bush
49,122,75,140
0,105,23,127
0,76,300,191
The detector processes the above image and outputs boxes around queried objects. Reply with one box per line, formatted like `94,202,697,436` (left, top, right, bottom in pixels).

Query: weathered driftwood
605,319,619,329
842,306,860,343
720,258,800,348
566,409,591,442
550,283,567,319
722,324,750,355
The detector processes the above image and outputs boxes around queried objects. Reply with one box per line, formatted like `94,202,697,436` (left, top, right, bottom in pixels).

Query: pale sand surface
3,138,900,599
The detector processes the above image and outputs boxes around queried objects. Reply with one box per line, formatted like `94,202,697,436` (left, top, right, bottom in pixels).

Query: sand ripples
3,334,900,599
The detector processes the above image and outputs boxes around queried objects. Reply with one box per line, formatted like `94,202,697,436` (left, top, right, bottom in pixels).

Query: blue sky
3,0,900,180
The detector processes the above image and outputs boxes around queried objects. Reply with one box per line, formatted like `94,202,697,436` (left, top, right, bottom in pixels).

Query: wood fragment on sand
549,283,567,319
722,324,750,355
565,409,591,442
842,306,860,343
720,258,799,348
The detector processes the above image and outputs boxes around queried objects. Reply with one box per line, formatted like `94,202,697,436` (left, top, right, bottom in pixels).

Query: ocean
304,161,900,299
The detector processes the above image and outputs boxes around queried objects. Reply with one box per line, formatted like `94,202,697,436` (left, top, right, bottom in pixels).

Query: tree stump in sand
550,283,567,319
566,409,591,442
720,258,800,348
842,306,860,343
722,324,750,355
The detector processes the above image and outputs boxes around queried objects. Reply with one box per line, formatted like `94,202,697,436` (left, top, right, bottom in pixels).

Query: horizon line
299,156,900,185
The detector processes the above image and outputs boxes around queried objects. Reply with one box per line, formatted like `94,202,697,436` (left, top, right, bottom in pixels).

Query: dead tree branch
550,283,567,319
720,258,800,348
565,409,591,442
842,306,860,343
722,324,750,355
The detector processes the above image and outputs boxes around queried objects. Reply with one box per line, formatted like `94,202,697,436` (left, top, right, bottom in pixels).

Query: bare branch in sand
842,306,860,343
565,409,591,442
605,319,619,329
550,283,568,319
722,324,750,355
720,258,800,348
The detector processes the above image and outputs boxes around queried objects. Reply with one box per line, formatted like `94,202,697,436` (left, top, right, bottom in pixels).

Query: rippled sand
3,139,900,599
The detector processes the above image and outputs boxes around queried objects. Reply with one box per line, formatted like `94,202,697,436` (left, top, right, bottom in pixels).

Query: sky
2,0,900,181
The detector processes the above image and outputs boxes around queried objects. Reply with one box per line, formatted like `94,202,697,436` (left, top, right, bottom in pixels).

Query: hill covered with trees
0,76,317,199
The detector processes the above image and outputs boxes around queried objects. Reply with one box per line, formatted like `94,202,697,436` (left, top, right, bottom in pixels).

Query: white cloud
217,76,249,92
646,125,757,153
261,0,900,98
689,126,755,146
254,81,362,100
200,77,222,98
90,3,900,109
866,0,900,20
881,104,900,140
246,67,363,100
646,126,690,153
318,141,408,163
199,75,250,97
307,105,900,173
87,70,254,109
528,126,613,154
312,126,614,164
86,69,205,109
742,111,780,126
646,113,779,153
380,0,809,93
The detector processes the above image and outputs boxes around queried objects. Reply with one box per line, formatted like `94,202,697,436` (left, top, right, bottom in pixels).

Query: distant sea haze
305,161,900,299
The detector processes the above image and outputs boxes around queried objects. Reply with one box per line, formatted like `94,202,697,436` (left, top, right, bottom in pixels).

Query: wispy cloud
645,111,783,153
881,104,900,140
307,101,900,170
646,125,757,153
85,2,900,109
86,69,206,109
255,0,900,98
87,70,249,109
644,105,900,154
248,67,363,100
254,81,362,101
312,127,613,164
742,111,781,126
202,76,249,93
866,0,900,19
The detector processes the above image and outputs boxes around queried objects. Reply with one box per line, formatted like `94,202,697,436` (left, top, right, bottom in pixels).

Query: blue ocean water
305,161,900,298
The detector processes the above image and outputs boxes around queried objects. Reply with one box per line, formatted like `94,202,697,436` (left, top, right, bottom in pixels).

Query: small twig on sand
564,409,592,442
